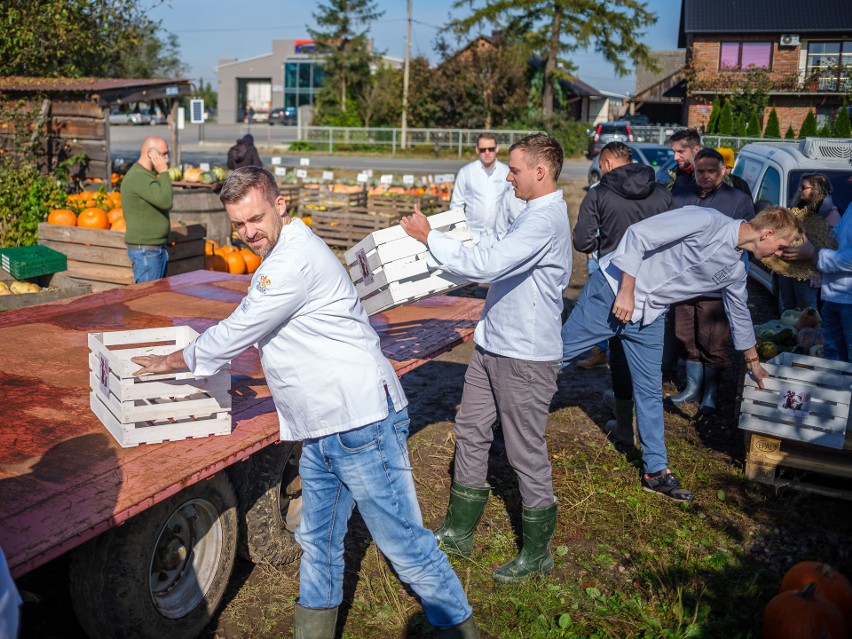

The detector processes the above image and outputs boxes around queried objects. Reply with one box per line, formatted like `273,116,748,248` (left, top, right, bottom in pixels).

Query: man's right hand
612,273,636,323
148,149,169,174
400,205,432,245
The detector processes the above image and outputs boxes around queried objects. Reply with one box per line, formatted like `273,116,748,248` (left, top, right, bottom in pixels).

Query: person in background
121,136,172,283
572,141,673,442
227,134,263,171
562,206,803,501
574,249,610,370
131,167,478,639
401,133,570,584
715,147,752,198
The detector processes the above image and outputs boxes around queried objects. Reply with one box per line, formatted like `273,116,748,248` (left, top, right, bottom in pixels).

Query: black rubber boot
434,481,489,557
293,604,338,639
697,366,721,415
605,398,636,446
665,360,703,405
492,501,557,584
435,614,480,638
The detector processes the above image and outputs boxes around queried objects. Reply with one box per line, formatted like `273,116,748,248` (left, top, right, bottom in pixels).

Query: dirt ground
15,178,852,638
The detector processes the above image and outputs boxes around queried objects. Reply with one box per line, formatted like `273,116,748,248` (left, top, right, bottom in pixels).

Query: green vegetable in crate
774,326,798,347
755,320,787,340
167,166,182,181
809,344,824,358
200,171,217,184
211,166,227,181
780,309,802,326
757,342,779,359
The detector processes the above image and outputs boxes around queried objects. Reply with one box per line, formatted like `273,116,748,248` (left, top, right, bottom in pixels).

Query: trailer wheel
69,472,238,639
229,441,302,565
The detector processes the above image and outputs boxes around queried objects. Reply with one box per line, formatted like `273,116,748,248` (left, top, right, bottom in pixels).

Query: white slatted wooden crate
739,352,852,449
345,209,473,315
89,326,232,447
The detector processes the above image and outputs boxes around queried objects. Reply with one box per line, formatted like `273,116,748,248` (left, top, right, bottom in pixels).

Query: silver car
587,142,674,185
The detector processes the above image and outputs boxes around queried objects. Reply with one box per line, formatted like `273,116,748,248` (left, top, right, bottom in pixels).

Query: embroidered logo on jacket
712,264,737,284
257,275,271,293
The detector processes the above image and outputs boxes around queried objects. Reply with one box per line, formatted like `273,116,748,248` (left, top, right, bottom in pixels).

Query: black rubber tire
228,441,302,565
68,472,238,639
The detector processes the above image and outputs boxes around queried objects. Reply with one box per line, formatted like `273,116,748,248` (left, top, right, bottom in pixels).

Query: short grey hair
220,166,280,207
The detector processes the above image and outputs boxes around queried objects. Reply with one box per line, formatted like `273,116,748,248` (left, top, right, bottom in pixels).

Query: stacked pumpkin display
763,561,852,638
204,240,261,275
47,191,124,232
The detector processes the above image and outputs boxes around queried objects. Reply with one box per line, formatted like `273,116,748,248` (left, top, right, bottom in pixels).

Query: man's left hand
400,205,431,245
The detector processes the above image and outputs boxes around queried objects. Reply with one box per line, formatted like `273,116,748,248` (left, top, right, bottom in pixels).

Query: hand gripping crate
739,352,852,497
89,326,232,447
345,208,472,315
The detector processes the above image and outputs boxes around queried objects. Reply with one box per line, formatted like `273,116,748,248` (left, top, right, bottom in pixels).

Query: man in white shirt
561,206,803,502
401,133,570,584
131,167,478,639
450,133,525,239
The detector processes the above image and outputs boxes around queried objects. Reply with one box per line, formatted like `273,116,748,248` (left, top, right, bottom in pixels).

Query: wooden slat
48,138,108,163
50,116,106,139
49,100,104,118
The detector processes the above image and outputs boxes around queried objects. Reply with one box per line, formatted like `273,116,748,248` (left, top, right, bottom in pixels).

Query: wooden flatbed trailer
0,271,483,638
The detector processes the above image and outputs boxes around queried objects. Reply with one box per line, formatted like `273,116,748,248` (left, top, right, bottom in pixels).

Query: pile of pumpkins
0,281,41,296
763,561,852,638
204,240,261,275
47,191,124,232
755,307,824,360
175,165,227,184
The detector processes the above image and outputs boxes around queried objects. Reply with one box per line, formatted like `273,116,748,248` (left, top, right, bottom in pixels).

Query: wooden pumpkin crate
301,187,367,210
278,183,301,215
312,206,402,249
367,193,442,216
739,352,852,499
345,208,472,315
89,326,231,448
38,222,205,292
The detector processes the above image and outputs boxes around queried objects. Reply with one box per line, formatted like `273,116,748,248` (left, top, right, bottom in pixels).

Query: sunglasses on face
478,146,496,153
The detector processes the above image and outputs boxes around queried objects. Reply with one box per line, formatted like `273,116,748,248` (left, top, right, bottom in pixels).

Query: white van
732,138,852,295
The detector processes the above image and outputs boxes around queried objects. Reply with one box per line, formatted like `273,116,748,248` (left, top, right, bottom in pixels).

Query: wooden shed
0,77,193,183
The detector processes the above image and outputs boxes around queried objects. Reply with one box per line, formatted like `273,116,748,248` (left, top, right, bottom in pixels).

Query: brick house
679,0,852,134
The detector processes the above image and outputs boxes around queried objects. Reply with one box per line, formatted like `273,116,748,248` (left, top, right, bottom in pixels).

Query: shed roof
0,77,193,107
634,50,686,96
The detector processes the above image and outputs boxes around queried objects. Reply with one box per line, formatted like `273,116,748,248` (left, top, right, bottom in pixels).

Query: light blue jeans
821,301,852,363
561,271,667,474
296,396,472,628
127,245,168,283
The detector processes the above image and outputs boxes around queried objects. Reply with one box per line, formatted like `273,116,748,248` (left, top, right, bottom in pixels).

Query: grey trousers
453,346,559,509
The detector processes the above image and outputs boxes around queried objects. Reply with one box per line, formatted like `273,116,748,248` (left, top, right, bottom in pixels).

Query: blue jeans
561,271,667,473
296,397,472,628
127,245,168,283
821,301,852,363
777,275,818,313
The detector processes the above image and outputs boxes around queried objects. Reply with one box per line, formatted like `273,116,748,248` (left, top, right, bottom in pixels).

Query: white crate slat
738,352,852,450
361,271,470,315
89,326,233,447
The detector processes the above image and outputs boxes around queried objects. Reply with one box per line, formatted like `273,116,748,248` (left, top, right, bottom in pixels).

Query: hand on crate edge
399,205,431,245
132,350,187,376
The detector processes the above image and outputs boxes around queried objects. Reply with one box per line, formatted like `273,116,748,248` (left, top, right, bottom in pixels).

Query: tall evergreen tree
309,0,383,116
706,96,721,134
718,100,734,135
734,113,747,137
817,123,832,137
449,0,657,118
833,104,852,138
763,108,781,138
746,111,761,137
799,110,818,138
784,124,796,139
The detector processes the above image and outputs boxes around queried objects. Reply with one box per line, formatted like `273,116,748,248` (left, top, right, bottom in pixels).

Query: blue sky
149,0,681,96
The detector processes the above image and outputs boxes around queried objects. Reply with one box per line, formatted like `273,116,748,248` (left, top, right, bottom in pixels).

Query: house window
283,59,325,108
805,41,852,91
719,42,772,71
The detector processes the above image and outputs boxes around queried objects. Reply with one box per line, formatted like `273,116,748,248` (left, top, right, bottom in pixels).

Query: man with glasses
450,133,524,240
121,136,173,283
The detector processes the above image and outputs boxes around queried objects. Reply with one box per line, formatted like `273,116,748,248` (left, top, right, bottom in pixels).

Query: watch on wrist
744,355,759,365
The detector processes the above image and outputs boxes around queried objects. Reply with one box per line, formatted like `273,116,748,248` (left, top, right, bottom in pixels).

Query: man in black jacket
227,134,263,170
573,141,673,444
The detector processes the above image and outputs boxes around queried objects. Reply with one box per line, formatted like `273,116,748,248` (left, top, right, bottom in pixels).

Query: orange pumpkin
205,240,219,256
239,248,262,273
781,563,852,627
110,217,126,232
47,209,77,226
107,208,124,224
223,251,247,275
762,582,847,639
77,207,110,229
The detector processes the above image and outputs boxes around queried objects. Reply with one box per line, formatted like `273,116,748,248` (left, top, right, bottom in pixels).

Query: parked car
587,142,674,185
268,106,297,125
587,121,634,158
732,139,852,296
108,108,151,126
144,109,167,125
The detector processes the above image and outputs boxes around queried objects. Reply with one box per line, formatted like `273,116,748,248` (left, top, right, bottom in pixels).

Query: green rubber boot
434,481,490,557
293,604,338,639
493,501,557,584
435,614,480,638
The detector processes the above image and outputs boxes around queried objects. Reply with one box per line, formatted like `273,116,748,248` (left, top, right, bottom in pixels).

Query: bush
763,108,781,138
550,120,593,158
706,97,721,135
718,101,734,135
833,105,851,137
734,113,747,137
784,124,796,139
817,123,832,137
798,110,818,138
746,112,761,137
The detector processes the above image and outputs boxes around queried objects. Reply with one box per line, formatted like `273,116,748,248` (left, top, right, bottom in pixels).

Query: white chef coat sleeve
450,167,466,212
426,215,551,283
184,265,309,377
816,215,852,274
610,210,711,276
722,271,757,351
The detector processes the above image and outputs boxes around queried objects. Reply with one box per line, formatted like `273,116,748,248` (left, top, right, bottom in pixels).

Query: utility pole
400,0,412,150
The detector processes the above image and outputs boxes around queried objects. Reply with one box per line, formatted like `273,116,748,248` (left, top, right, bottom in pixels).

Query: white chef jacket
183,219,407,441
450,159,525,239
599,206,757,351
427,190,571,361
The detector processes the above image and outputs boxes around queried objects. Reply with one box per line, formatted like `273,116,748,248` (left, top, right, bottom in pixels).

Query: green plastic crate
0,245,67,279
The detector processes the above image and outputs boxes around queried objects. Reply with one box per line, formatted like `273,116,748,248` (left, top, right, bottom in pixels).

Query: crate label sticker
380,174,394,185
402,175,415,185
299,158,311,166
271,157,282,165
365,169,374,177
322,171,334,181
356,172,369,183
98,352,110,397
356,249,374,286
199,162,210,171
274,167,287,176
427,175,434,184
295,169,308,179
777,388,810,419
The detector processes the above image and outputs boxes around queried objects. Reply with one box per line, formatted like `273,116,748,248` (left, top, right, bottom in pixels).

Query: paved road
109,124,592,181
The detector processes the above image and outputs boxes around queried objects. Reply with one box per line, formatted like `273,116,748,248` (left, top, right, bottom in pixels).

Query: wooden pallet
345,208,472,315
88,326,231,447
301,187,367,211
312,206,403,249
367,193,442,215
278,183,301,215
